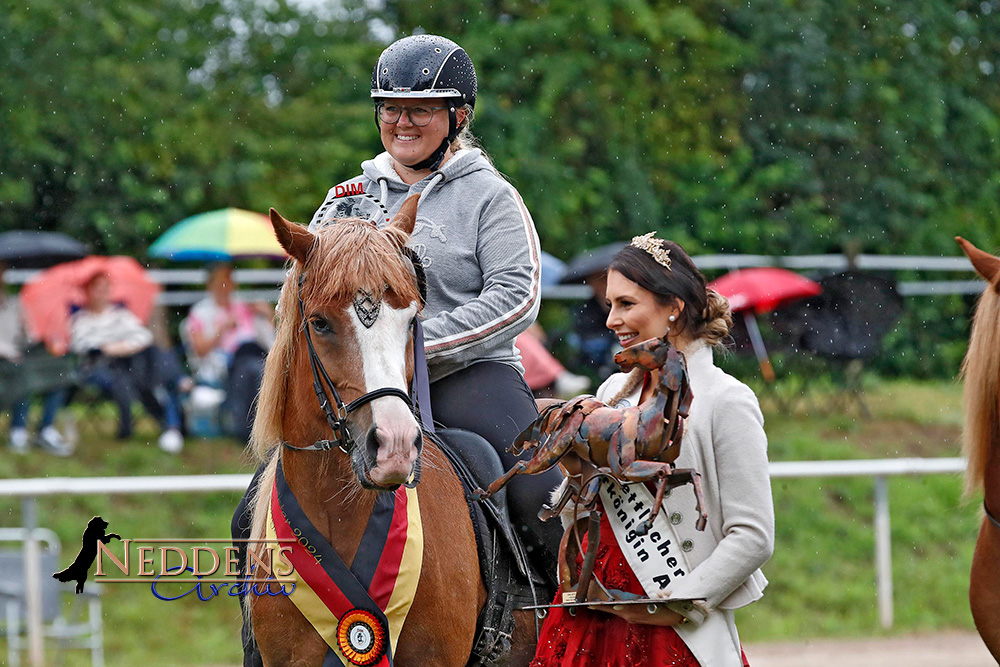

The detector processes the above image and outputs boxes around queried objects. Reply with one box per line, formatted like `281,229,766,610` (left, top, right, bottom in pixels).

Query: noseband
283,273,415,455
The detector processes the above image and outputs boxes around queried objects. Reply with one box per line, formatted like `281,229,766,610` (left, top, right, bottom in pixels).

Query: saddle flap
430,428,546,666
429,428,534,582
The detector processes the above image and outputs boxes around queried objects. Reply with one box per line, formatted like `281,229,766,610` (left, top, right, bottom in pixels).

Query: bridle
284,282,413,455
282,248,429,457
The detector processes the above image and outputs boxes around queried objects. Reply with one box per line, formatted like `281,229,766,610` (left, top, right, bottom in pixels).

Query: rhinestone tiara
629,232,672,271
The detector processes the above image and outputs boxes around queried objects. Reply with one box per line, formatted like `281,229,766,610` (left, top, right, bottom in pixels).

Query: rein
283,273,414,455
986,502,1000,532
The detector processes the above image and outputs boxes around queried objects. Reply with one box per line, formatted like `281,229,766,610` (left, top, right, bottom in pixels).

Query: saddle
429,428,551,667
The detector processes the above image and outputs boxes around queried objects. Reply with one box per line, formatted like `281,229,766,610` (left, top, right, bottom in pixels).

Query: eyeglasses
376,103,449,127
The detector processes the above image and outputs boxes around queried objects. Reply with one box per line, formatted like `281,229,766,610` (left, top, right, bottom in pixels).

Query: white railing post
873,475,893,628
22,497,45,666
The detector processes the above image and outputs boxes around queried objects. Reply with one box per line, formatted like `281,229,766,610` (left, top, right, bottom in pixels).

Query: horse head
262,194,424,490
956,236,1000,502
613,335,672,373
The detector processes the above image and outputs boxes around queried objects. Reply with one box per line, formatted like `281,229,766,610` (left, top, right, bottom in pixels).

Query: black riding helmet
371,35,478,172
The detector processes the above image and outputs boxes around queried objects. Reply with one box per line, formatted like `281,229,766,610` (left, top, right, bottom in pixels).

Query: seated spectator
183,263,274,442
70,272,184,453
569,270,620,379
516,323,591,399
0,262,71,455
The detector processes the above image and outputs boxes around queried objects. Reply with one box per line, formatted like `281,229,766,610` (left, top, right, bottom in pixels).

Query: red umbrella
709,267,822,314
708,267,822,382
20,256,161,351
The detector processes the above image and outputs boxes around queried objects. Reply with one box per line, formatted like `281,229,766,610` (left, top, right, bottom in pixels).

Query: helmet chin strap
402,104,459,173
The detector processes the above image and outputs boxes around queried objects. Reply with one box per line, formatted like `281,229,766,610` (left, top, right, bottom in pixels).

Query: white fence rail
0,457,969,665
768,457,968,632
1,254,986,306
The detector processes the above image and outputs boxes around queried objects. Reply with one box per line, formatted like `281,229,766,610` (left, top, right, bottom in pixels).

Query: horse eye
311,317,333,334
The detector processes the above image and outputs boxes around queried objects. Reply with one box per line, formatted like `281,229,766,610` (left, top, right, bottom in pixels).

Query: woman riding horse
232,35,562,664
311,34,563,567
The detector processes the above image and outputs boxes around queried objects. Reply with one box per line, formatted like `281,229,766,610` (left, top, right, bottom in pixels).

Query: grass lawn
735,374,977,640
0,415,255,667
0,375,981,665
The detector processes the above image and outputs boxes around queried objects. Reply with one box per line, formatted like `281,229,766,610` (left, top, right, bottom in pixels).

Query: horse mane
248,218,421,461
961,284,1000,494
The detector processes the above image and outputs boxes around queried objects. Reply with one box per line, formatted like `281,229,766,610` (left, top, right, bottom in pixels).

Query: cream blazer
596,341,774,610
544,342,773,665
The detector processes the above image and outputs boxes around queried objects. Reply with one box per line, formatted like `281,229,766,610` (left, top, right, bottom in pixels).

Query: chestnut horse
957,236,1000,662
244,198,534,666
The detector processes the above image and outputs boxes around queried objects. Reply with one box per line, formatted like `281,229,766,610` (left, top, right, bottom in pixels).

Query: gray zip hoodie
310,149,541,382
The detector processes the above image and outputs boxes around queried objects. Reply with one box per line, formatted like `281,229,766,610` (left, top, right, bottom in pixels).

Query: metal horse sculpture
957,236,1000,662
244,197,535,666
478,335,707,607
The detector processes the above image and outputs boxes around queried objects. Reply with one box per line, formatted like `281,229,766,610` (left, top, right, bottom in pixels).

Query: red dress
530,508,701,667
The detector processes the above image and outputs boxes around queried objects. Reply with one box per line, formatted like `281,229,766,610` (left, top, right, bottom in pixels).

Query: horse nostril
366,428,382,459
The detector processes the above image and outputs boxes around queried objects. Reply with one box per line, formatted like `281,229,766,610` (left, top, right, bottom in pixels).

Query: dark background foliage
2,0,998,376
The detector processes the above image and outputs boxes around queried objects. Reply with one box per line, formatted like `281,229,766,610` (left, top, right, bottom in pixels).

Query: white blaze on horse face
348,299,420,482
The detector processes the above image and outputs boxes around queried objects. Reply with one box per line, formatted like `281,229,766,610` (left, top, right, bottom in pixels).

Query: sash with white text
599,478,690,596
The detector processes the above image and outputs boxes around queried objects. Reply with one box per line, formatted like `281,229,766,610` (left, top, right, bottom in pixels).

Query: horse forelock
962,285,1000,494
248,219,421,461
300,219,421,311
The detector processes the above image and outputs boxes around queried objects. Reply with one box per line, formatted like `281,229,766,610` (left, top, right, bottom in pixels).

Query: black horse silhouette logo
52,516,121,593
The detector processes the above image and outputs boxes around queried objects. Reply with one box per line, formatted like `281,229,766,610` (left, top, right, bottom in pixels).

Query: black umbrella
770,271,903,360
0,231,89,269
560,242,626,283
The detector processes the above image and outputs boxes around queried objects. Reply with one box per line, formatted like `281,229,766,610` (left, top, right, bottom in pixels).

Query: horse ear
270,208,315,265
956,236,1000,290
385,194,420,246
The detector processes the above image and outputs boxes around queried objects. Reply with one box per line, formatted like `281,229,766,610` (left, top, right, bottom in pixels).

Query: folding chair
0,527,103,666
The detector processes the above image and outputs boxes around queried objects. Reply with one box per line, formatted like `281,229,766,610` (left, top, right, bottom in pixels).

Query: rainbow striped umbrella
149,208,286,261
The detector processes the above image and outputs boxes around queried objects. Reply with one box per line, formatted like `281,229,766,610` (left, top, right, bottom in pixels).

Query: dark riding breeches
427,360,563,570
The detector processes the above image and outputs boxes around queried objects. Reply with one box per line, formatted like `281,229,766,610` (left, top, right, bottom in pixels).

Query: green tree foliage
3,0,999,376
728,0,1000,255
4,0,999,258
391,0,751,253
388,0,1000,378
391,0,1000,256
0,0,381,253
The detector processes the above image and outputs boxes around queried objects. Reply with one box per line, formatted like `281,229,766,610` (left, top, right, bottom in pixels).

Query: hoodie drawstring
373,152,462,209
418,173,444,207
377,177,389,207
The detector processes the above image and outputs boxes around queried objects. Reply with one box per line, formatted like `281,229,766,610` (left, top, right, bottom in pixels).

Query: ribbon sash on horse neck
265,458,423,666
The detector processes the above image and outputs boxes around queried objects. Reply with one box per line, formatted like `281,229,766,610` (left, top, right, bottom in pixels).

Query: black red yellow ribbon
265,459,423,666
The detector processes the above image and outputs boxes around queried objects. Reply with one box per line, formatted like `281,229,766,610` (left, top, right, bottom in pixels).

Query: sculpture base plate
520,596,704,612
